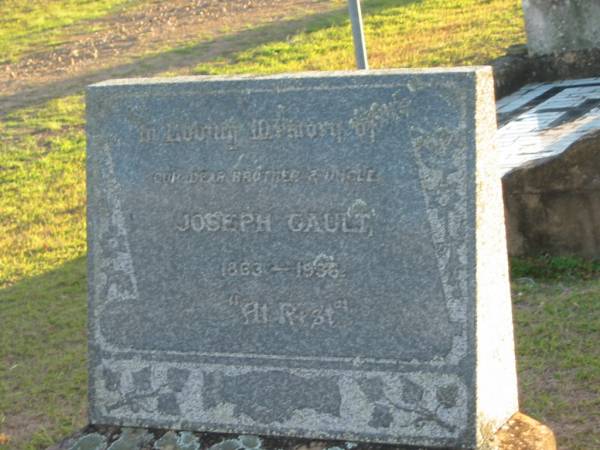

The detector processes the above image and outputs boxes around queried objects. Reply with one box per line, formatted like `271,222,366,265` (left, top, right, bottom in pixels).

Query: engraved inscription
175,211,373,235
228,294,350,328
175,212,272,233
136,98,411,146
231,167,379,184
250,118,343,143
138,126,158,143
221,256,343,279
231,169,301,183
222,261,264,277
296,258,342,279
287,212,371,235
153,170,226,184
151,168,378,185
164,122,241,147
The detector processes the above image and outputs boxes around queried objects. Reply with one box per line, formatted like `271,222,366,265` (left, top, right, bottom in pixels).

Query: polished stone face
86,69,517,448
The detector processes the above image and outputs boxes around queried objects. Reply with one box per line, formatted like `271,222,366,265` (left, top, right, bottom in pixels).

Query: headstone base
48,413,555,450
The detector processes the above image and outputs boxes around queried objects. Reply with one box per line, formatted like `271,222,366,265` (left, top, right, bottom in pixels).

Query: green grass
512,255,600,281
1,0,598,449
513,275,600,449
0,95,86,289
194,0,525,75
0,96,87,447
0,0,140,64
0,259,88,449
0,94,87,448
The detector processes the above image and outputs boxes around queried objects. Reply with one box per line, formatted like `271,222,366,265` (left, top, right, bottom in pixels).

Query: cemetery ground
0,0,598,448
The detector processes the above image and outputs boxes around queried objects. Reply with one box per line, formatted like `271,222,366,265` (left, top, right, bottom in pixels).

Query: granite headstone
86,69,518,448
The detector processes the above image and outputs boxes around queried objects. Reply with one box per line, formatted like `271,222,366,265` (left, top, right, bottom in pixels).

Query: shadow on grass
0,256,88,450
510,255,600,281
0,0,423,115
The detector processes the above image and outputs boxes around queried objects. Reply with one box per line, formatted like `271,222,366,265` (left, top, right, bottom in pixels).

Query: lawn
0,0,143,64
193,0,525,74
511,258,600,449
1,0,599,449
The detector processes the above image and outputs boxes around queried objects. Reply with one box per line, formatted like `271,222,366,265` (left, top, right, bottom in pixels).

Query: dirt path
0,0,342,115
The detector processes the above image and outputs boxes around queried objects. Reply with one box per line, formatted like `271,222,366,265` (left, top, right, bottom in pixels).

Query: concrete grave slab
497,77,600,257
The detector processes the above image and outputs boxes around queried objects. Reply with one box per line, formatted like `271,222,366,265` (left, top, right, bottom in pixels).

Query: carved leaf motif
368,404,393,429
357,377,386,402
167,367,190,393
436,384,459,408
132,367,152,392
103,367,121,392
401,378,424,405
100,224,126,253
157,393,181,416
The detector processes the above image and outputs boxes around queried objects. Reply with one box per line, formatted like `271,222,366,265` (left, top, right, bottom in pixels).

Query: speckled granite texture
86,69,517,448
